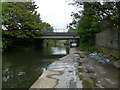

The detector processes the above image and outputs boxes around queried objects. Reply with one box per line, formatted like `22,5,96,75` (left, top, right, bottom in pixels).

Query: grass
78,68,84,72
87,69,94,73
79,75,93,88
79,43,97,52
57,40,67,44
56,58,60,60
83,79,93,88
79,75,97,88
90,77,97,87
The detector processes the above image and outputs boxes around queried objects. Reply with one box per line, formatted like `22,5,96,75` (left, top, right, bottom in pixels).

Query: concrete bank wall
96,45,120,58
95,21,120,58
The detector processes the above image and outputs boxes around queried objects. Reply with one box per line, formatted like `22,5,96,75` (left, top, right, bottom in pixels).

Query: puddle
47,56,83,88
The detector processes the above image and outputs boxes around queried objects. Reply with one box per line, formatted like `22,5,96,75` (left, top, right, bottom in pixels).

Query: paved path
30,48,82,88
30,48,119,89
76,50,119,88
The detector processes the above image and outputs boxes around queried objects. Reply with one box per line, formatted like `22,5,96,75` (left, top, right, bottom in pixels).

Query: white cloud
34,0,77,30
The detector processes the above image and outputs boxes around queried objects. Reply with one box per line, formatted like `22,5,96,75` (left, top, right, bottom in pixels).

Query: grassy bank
79,43,97,52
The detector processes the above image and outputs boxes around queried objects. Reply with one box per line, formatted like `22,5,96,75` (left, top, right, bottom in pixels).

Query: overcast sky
34,0,79,32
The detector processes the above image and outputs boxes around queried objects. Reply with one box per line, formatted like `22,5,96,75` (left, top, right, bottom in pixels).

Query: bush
79,43,96,52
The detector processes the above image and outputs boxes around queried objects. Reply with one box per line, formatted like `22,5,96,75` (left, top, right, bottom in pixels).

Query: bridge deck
35,32,80,39
40,32,77,36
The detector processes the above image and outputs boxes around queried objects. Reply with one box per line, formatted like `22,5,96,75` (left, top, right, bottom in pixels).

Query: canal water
2,44,70,88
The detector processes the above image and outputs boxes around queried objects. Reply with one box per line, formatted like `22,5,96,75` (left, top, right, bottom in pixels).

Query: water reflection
52,46,67,55
2,44,69,88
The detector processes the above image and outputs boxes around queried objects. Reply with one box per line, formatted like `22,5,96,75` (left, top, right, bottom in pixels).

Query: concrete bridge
34,32,80,39
34,32,80,48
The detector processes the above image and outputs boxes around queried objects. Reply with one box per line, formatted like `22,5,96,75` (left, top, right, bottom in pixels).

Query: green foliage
2,2,44,31
68,2,119,50
79,43,96,52
34,31,43,36
77,3,101,44
44,39,56,46
2,38,13,50
2,1,53,50
2,30,36,50
43,28,54,33
68,27,77,33
57,40,66,44
2,30,35,39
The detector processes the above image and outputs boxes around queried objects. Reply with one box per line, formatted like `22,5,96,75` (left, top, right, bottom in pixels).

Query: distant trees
2,1,53,50
68,1,119,51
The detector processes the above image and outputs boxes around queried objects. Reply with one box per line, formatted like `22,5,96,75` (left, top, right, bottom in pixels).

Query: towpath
30,48,119,89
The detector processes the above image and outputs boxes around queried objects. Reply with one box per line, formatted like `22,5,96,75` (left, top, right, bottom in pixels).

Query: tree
2,1,53,50
2,2,42,31
68,1,119,51
42,22,54,33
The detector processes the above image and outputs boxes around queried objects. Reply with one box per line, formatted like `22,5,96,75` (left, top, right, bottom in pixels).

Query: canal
2,44,70,88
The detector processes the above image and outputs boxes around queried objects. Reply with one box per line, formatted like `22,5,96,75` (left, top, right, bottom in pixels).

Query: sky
34,0,79,32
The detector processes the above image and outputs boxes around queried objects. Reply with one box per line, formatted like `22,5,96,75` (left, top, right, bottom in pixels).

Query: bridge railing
42,28,77,33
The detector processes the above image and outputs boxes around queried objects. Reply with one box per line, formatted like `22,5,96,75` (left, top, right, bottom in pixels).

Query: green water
2,45,69,88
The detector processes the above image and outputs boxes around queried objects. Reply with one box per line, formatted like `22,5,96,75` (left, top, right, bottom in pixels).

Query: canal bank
30,48,119,88
2,44,70,88
30,48,82,88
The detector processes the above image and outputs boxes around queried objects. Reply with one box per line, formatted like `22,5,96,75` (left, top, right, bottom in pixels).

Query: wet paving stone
30,48,119,88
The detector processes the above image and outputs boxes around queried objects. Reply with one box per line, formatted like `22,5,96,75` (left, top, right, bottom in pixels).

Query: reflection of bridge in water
34,32,80,48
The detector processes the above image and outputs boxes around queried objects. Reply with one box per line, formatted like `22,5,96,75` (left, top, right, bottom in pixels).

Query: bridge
34,32,80,48
34,32,80,39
